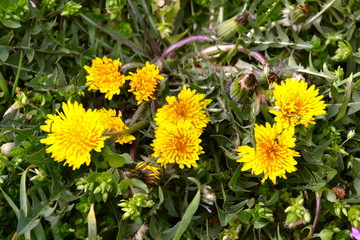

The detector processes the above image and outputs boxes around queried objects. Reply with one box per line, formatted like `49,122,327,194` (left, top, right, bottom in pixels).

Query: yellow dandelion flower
40,101,108,170
84,56,126,100
236,123,300,184
128,61,164,104
154,85,212,130
269,78,326,128
151,121,204,169
99,108,136,144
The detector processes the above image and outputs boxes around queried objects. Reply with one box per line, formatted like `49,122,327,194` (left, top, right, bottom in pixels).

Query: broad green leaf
1,19,21,28
239,211,252,224
254,220,269,229
131,178,149,193
0,46,9,62
0,30,14,45
119,178,131,194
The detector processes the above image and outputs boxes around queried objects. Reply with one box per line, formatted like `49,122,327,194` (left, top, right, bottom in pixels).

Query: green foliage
0,0,360,239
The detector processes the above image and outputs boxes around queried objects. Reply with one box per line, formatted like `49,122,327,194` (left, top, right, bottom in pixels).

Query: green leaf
352,158,360,178
301,139,331,163
33,223,46,240
20,168,29,218
172,190,201,240
228,165,251,192
119,178,131,194
0,187,20,219
335,74,353,121
104,152,126,168
0,30,14,45
323,188,337,203
131,178,149,193
238,211,252,224
149,186,164,215
1,19,21,28
17,210,41,235
87,204,97,240
254,220,269,229
0,71,10,100
215,202,240,226
0,45,9,62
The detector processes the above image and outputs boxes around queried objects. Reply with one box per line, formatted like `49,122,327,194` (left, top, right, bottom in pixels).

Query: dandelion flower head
41,101,108,170
236,123,300,184
269,78,326,128
99,108,136,144
154,85,212,130
128,61,164,104
151,121,204,169
84,56,126,100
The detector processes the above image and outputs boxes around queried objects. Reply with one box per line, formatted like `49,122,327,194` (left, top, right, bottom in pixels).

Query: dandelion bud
235,12,249,26
266,72,280,84
281,5,310,31
216,12,249,40
291,6,310,25
230,74,258,103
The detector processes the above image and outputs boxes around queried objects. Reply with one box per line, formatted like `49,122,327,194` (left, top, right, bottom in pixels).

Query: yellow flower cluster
41,101,134,170
84,56,126,100
269,78,327,129
128,62,165,104
84,57,164,104
236,78,326,184
151,85,212,168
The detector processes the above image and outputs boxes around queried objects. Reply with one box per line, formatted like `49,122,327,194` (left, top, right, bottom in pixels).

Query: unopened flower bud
93,186,102,195
1,142,15,156
102,192,108,202
347,130,355,139
201,185,216,205
267,72,280,84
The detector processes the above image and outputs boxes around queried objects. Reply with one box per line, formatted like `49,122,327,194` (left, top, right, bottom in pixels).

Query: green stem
102,120,149,137
304,0,337,27
130,102,147,125
11,51,23,99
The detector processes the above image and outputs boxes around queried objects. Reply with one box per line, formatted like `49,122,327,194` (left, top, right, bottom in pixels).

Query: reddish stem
158,35,215,60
